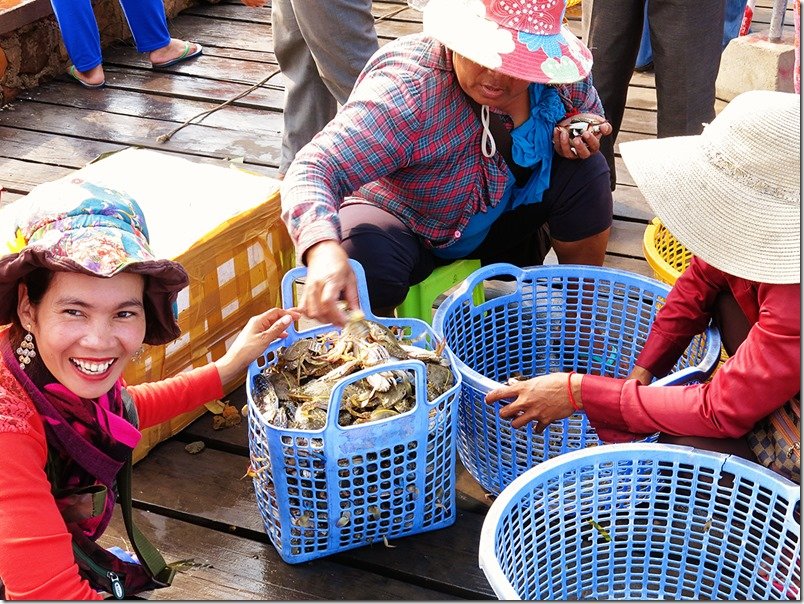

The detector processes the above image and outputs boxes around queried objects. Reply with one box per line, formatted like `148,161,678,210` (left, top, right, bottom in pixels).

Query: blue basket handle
448,262,524,302
652,322,722,386
280,258,375,318
324,358,429,431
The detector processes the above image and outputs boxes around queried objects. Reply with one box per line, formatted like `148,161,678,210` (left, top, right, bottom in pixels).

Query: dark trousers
587,0,725,189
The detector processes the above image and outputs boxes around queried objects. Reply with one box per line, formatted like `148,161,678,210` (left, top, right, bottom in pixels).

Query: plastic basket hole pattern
654,223,693,275
248,411,281,544
643,219,694,286
333,442,421,546
246,318,460,563
489,456,800,600
439,274,700,495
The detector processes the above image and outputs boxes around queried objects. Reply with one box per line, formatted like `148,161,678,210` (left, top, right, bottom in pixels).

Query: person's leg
272,0,338,176
545,153,613,265
118,0,200,65
586,0,647,190
713,289,752,357
291,0,379,104
723,0,749,49
649,0,724,138
471,153,612,267
117,0,170,52
659,432,758,462
50,0,103,73
340,202,435,316
635,3,654,70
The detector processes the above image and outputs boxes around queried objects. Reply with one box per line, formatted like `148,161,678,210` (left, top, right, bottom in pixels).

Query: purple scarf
1,331,141,538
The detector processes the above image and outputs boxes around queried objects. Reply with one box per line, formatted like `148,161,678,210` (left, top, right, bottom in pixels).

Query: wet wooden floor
0,0,793,599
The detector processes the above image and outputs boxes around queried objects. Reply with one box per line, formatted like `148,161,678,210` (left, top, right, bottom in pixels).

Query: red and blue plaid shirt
281,33,603,257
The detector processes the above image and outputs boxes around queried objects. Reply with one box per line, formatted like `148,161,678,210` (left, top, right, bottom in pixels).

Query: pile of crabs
252,312,454,430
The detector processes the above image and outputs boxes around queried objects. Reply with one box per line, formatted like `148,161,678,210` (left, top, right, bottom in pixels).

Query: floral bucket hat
423,0,593,84
0,178,189,345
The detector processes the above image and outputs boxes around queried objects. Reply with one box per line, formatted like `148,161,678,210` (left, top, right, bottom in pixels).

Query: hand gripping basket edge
478,443,801,600
432,263,723,496
246,260,462,563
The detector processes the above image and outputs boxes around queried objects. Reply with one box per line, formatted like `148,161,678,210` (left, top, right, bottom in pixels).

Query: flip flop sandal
68,65,106,89
151,42,204,68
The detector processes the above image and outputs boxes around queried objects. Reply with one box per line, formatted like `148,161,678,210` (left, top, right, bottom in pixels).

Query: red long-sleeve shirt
0,360,223,600
581,257,801,443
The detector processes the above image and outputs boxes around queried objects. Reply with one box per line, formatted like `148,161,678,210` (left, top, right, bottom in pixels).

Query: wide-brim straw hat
620,90,800,285
0,179,189,344
423,0,593,84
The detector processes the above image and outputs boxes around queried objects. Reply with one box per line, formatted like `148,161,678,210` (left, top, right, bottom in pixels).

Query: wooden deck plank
131,439,495,598
0,102,283,166
23,80,284,133
0,126,126,169
0,156,74,194
101,510,459,600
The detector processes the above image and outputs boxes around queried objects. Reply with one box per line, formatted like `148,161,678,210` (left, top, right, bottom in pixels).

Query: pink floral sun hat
423,0,593,84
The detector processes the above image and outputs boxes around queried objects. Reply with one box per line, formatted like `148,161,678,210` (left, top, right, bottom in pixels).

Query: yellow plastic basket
642,217,692,286
643,217,730,372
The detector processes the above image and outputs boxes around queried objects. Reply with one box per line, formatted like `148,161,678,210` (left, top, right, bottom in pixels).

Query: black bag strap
116,456,176,586
115,392,173,583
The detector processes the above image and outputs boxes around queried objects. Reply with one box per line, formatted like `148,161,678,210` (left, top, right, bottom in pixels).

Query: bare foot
149,39,202,67
69,64,105,87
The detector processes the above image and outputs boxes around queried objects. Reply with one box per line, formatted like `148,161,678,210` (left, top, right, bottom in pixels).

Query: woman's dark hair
9,267,54,331
23,267,54,305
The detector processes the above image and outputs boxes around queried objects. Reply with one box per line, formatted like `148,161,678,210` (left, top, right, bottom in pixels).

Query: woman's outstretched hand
301,240,361,327
485,372,581,432
214,307,302,385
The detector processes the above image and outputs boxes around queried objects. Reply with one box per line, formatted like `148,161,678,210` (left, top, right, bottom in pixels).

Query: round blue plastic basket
432,263,722,496
246,261,461,563
479,443,801,600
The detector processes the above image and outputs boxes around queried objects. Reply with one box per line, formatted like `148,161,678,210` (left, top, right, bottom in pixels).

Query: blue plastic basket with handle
432,263,722,496
479,443,801,600
246,260,461,563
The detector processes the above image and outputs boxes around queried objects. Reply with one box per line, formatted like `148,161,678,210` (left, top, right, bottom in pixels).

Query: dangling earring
17,325,36,370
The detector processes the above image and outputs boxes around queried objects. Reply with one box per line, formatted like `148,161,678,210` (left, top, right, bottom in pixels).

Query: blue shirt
434,83,566,258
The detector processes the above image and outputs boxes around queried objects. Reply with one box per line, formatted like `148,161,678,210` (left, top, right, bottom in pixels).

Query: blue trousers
636,0,749,68
51,0,172,71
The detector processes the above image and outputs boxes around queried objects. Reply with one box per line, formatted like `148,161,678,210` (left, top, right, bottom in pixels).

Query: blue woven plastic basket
432,263,722,496
479,443,801,600
246,261,461,563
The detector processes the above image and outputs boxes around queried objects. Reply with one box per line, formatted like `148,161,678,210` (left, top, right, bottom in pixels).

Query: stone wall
0,0,216,103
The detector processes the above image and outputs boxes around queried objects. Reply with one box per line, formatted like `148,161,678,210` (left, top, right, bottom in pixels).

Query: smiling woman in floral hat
0,180,299,599
280,0,614,325
487,90,801,484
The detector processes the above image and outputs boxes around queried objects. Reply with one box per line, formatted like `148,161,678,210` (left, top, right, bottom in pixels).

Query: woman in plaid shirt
281,0,614,325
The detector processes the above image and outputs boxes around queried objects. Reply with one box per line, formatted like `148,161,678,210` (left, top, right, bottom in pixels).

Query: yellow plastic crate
642,217,692,286
54,149,295,462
